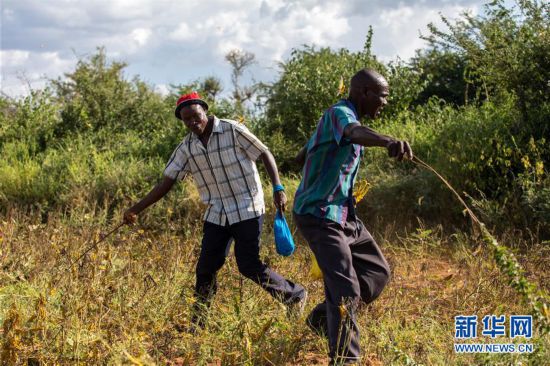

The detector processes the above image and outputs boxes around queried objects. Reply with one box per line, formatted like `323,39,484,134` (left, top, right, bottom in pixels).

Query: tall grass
1,183,548,365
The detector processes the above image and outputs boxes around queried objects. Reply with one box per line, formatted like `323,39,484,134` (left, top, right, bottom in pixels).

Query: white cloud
1,0,486,98
131,28,152,47
154,83,170,96
101,0,153,20
1,50,75,97
169,23,193,41
344,2,480,62
1,50,30,66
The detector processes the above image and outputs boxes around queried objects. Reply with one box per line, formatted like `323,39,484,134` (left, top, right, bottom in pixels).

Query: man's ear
363,86,370,97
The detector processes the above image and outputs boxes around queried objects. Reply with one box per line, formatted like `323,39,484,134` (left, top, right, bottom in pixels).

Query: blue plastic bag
274,210,295,256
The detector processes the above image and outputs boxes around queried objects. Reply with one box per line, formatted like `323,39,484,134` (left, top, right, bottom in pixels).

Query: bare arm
124,176,177,223
344,123,393,147
344,123,413,161
260,150,287,212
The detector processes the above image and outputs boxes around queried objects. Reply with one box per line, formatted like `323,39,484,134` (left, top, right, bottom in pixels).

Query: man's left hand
274,191,287,212
387,140,413,161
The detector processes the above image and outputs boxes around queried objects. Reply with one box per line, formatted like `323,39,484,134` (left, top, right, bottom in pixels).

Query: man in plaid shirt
124,92,306,329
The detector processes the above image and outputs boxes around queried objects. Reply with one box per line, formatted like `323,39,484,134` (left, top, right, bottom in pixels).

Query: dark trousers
193,215,305,323
294,212,390,365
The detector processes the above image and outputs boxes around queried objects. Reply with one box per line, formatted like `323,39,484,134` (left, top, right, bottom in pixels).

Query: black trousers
193,215,305,319
294,212,391,365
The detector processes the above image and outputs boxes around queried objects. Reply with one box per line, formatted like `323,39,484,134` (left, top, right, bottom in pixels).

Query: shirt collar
190,116,222,140
340,99,359,121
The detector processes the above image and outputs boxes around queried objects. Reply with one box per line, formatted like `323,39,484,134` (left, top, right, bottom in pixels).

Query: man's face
361,80,389,119
180,104,208,135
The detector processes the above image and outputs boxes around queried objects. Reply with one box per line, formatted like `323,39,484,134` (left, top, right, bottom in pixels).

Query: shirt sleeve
330,106,359,146
234,124,269,161
163,139,190,181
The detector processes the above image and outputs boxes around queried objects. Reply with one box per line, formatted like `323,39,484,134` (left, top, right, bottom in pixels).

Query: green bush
0,90,62,156
358,96,549,235
1,0,549,238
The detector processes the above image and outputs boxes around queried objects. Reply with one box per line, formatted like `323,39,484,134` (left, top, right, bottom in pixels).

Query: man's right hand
123,210,138,225
121,176,177,226
386,140,413,161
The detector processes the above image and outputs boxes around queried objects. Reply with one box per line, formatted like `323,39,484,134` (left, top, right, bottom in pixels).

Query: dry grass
1,189,549,365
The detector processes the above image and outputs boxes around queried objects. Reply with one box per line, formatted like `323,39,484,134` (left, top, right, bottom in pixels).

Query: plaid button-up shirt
164,117,269,226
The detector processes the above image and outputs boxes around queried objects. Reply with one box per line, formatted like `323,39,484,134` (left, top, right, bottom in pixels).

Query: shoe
306,302,328,337
287,290,308,318
174,322,197,334
174,310,207,334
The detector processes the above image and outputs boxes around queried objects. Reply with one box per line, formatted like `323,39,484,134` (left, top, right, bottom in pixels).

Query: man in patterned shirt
293,69,413,365
124,92,306,329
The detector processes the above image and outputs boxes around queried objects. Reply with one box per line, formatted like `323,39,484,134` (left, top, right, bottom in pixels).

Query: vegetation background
1,0,549,364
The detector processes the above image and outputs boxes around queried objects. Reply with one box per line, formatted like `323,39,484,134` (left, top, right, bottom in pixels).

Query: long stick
70,222,125,267
411,156,481,226
410,155,549,333
50,222,124,287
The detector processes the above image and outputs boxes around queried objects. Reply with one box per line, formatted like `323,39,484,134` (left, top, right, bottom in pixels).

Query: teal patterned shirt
293,99,363,225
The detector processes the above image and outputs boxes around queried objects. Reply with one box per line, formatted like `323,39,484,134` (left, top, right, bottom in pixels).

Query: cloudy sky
1,0,492,98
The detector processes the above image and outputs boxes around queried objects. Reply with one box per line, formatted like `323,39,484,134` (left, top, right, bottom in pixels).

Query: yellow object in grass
310,253,323,280
339,304,348,318
337,76,346,96
353,179,371,204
